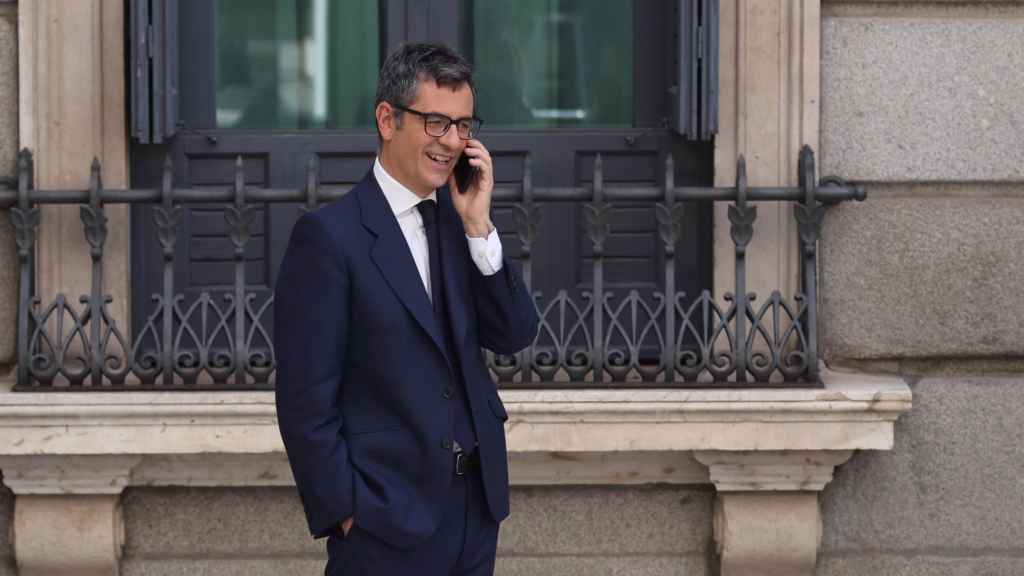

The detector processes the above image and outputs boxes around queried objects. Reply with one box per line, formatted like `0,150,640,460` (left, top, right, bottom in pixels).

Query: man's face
378,78,474,198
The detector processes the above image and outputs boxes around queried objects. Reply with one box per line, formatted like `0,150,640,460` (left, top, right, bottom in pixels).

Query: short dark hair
375,43,475,127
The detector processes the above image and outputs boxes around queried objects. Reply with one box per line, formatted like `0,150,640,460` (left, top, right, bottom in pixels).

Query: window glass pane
470,0,634,128
215,0,378,129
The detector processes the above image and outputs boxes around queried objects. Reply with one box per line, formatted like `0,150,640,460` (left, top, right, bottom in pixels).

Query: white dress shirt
373,158,503,303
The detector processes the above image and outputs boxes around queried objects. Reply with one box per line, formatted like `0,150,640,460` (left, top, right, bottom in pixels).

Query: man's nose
439,125,462,149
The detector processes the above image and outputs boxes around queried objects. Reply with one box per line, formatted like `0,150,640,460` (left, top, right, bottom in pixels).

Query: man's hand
449,139,494,238
341,517,354,537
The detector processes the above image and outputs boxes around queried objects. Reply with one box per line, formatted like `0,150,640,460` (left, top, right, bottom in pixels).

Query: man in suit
274,43,539,575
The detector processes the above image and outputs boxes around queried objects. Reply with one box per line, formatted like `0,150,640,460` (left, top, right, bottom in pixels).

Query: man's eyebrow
422,110,472,117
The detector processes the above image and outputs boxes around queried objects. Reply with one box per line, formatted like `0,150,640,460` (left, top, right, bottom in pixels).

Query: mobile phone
454,154,476,193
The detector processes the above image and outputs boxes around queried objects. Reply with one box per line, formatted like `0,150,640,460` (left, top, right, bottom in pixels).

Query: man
274,43,538,576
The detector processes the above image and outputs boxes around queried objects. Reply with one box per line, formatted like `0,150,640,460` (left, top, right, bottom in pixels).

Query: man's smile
426,152,453,167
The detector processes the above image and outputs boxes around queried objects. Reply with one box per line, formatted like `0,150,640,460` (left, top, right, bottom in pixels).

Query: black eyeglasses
390,103,483,140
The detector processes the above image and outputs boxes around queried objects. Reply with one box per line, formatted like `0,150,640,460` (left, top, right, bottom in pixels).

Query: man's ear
376,102,396,141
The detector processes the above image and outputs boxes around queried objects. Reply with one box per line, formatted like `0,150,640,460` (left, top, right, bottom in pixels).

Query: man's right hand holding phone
450,139,494,239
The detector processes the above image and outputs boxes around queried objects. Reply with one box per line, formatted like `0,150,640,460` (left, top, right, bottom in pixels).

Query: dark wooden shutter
130,0,179,143
672,0,718,140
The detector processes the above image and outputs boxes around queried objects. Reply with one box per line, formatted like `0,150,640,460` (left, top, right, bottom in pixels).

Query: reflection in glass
215,0,378,129
470,0,634,128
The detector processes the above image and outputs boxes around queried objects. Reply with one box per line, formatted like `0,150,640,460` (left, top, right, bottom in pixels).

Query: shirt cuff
467,227,503,276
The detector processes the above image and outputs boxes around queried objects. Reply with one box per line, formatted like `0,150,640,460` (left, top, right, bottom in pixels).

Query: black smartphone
453,154,476,193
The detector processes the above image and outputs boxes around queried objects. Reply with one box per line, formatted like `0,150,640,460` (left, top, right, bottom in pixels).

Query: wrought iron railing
1,146,863,391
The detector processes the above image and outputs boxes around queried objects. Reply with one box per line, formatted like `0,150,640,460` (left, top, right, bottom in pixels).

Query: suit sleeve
274,213,355,539
470,255,539,355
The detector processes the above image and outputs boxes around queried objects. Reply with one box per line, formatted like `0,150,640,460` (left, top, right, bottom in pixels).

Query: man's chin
424,176,450,191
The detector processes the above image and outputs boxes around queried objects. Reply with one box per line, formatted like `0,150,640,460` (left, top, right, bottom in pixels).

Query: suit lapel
357,172,451,366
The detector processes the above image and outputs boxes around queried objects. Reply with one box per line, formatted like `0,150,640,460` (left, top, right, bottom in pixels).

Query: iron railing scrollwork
1,146,863,391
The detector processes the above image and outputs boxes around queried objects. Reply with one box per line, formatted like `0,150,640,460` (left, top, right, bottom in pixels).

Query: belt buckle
454,451,468,476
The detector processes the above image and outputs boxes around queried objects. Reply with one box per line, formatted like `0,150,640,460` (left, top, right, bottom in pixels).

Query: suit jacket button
443,386,454,399
441,438,453,450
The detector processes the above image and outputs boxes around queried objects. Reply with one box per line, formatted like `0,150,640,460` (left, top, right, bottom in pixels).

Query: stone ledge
0,367,910,489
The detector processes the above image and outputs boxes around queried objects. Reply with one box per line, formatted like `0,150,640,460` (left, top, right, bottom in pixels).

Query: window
213,0,379,129
469,0,634,128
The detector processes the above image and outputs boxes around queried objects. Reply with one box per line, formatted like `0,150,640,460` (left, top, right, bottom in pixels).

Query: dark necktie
416,199,444,322
416,199,477,454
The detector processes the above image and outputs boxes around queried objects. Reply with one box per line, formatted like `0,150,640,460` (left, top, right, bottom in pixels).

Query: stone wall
821,197,1024,366
819,376,1024,575
119,485,714,576
818,2,1024,574
497,486,712,576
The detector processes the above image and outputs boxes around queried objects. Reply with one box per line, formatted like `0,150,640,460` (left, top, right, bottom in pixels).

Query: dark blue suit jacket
274,171,538,549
